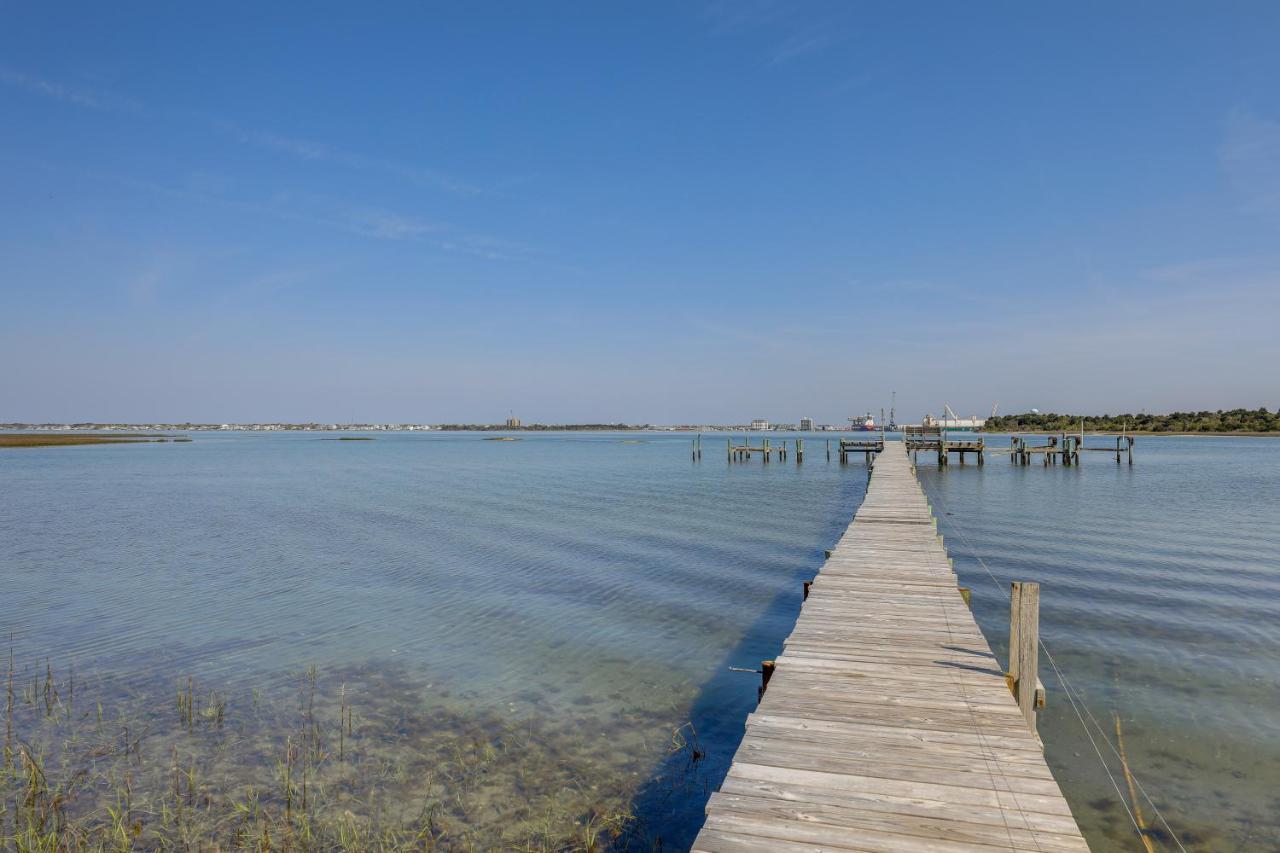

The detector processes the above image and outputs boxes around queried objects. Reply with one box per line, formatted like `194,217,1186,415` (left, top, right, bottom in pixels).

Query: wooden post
1009,581,1040,735
1128,436,1134,465
826,438,830,462
759,660,776,701
797,438,804,463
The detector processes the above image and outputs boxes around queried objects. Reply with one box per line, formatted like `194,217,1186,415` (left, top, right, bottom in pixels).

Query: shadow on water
619,468,871,849
616,463,871,848
622,582,805,851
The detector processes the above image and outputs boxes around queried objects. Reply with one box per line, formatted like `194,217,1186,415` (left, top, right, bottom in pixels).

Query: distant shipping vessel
849,413,877,431
922,413,986,431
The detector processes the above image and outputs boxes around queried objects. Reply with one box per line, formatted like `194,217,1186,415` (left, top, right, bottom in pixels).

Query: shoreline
982,430,1280,437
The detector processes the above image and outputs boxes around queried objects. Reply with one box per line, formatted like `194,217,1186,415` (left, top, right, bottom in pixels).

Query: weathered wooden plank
709,792,1090,851
726,762,1076,817
717,777,1085,837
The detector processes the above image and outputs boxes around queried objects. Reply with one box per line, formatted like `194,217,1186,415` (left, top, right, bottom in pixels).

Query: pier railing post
1008,581,1041,736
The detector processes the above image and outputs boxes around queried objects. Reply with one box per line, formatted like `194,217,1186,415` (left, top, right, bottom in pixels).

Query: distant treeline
984,408,1280,433
436,423,645,431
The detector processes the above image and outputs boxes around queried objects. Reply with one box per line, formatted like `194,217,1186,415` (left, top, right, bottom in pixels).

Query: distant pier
1008,434,1134,466
905,424,985,466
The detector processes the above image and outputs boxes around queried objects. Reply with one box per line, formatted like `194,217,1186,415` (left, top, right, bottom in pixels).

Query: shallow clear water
1,431,1277,849
0,431,864,846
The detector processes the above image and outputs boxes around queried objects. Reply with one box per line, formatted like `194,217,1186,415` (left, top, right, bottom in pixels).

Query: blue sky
3,2,1279,424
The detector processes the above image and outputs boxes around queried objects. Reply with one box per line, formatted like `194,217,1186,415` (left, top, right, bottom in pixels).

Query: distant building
749,418,770,431
505,414,522,428
799,416,814,431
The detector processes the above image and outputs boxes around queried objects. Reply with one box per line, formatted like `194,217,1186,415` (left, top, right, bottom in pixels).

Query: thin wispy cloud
351,210,441,241
1220,111,1280,217
769,30,844,66
219,122,484,197
703,0,786,34
259,191,518,256
0,68,141,112
237,128,333,161
80,166,524,261
3,71,478,197
704,3,846,67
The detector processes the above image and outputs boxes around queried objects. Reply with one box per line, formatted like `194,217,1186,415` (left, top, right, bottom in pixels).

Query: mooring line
921,478,1187,853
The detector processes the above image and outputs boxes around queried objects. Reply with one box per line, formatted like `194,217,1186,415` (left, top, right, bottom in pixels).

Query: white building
749,418,771,431
799,416,814,431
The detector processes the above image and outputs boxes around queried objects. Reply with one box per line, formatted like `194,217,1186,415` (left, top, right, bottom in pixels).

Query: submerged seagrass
1,655,703,849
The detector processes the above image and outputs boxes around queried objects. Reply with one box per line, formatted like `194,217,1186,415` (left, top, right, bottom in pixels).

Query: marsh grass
0,435,184,448
0,656,695,850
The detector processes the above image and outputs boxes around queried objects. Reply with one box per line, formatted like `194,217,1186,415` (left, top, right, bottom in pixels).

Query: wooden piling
758,659,775,701
1009,581,1041,735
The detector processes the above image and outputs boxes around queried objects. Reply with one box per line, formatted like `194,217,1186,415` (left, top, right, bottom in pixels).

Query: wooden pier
728,437,807,462
1009,434,1134,466
904,425,985,466
838,437,884,465
693,440,1087,852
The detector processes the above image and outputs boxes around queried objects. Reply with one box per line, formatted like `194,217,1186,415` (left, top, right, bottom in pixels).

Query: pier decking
693,440,1088,852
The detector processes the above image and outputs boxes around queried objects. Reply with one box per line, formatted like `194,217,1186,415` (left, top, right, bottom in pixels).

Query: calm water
1,431,864,847
2,431,1277,849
